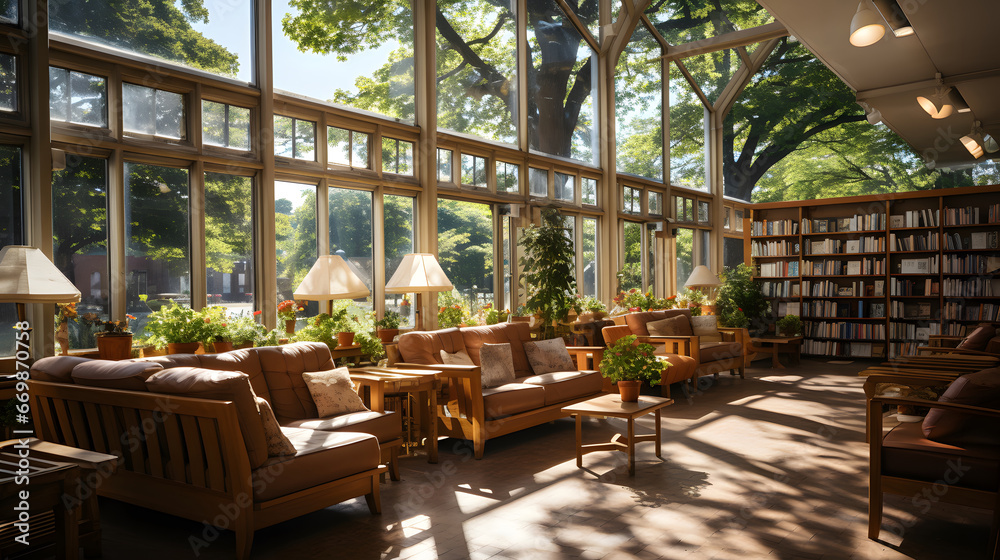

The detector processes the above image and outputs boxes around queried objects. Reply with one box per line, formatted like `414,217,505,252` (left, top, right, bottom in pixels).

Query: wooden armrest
871,395,1000,418
0,438,118,469
917,346,1000,358
862,374,954,398
638,335,695,357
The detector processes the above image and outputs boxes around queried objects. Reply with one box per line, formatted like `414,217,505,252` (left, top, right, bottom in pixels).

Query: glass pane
53,156,108,351
581,177,597,205
154,89,184,139
293,119,316,161
438,199,495,314
461,154,486,188
496,161,519,193
624,187,640,214
699,200,710,223
698,229,711,266
735,209,744,232
437,0,517,144
437,148,452,182
122,83,155,135
647,223,658,292
582,217,597,297
669,64,706,190
621,221,642,292
526,0,599,164
328,127,351,166
382,138,398,174
274,116,294,158
0,0,16,24
275,181,317,309
649,192,663,215
205,173,254,313
724,206,732,229
674,196,682,220
49,66,69,122
616,23,662,180
71,71,107,127
529,167,547,196
0,145,21,357
0,53,15,112
202,100,227,147
228,105,250,151
555,172,574,202
352,132,370,169
723,236,744,270
646,1,774,44
273,0,414,120
329,188,373,298
124,163,190,337
675,228,694,291
50,0,253,82
398,140,413,175
503,216,512,311
384,195,415,328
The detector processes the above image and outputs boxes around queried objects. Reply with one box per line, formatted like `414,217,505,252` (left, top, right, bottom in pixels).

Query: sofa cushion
197,349,271,403
397,328,465,365
301,368,369,417
523,338,576,375
624,308,692,336
958,324,996,351
254,342,337,421
699,342,742,363
440,349,475,366
460,323,533,377
657,354,699,386
71,360,163,391
252,428,380,502
520,370,602,406
31,356,91,383
256,397,296,457
283,410,400,443
690,315,722,343
883,421,1000,492
647,315,692,337
145,367,270,469
480,343,516,388
481,383,546,419
923,368,1000,440
135,354,204,370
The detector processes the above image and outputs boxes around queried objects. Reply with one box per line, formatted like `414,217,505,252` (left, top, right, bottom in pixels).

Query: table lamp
385,253,454,331
294,254,371,305
684,265,721,314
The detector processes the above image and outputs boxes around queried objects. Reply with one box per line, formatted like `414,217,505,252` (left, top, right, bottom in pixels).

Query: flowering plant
277,300,302,321
97,314,136,337
573,295,607,314
721,307,750,329
598,335,667,385
375,310,402,330
56,302,78,324
437,291,471,328
399,295,411,308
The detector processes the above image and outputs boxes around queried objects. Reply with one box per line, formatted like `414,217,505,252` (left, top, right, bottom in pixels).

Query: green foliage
599,335,665,385
573,295,606,314
143,301,213,346
716,264,769,328
294,304,384,360
225,313,266,345
519,208,577,338
777,314,802,336
437,199,494,294
437,291,471,328
375,310,402,330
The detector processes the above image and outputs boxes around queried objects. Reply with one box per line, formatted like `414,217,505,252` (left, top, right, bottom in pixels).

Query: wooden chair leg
868,480,883,540
388,446,400,481
234,511,254,560
660,382,671,398
473,432,485,460
365,474,382,514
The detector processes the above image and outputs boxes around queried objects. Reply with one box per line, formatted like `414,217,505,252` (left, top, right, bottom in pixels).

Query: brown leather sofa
393,322,603,459
28,342,400,559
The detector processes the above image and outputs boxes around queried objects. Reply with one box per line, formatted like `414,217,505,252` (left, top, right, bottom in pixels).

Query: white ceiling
755,0,1000,168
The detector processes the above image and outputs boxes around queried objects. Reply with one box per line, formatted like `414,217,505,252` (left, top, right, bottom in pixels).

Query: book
838,286,854,296
845,240,860,253
874,280,885,297
847,261,861,275
889,215,905,228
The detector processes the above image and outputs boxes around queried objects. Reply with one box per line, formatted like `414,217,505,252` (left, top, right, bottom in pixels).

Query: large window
124,163,191,337
123,84,184,139
669,67,706,191
53,156,108,350
384,195,415,327
0,53,13,112
438,199,495,310
381,138,414,176
275,181,317,309
615,23,662,181
582,217,597,297
49,67,107,127
329,187,373,298
461,154,487,188
0,146,21,357
674,227,694,292
205,173,254,313
620,221,642,292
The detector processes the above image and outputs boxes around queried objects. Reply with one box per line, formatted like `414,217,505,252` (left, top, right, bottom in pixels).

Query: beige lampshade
684,265,721,289
0,246,81,303
385,253,454,293
293,255,371,300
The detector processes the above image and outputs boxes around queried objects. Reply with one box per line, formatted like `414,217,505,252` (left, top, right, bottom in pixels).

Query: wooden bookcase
748,185,1000,359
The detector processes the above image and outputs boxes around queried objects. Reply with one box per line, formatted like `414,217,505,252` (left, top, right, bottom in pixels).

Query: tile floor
89,359,992,559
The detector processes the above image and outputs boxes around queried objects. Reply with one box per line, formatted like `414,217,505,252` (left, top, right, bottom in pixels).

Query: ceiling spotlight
858,102,882,125
916,78,955,119
849,0,886,47
960,121,986,159
871,0,914,37
985,134,999,154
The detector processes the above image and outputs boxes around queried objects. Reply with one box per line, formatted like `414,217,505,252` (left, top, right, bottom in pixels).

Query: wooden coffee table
562,393,673,476
750,336,803,368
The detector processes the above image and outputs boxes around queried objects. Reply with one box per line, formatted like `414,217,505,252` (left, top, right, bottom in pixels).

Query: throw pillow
646,315,692,337
71,360,164,391
690,315,722,343
923,367,1000,440
478,343,516,388
255,397,296,457
524,338,576,374
440,349,475,366
302,367,369,417
958,324,997,351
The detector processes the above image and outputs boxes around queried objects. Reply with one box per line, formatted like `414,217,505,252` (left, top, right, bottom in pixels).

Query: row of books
888,342,921,358
751,239,799,257
801,301,885,319
803,340,884,358
890,231,938,251
944,205,997,225
944,231,1000,250
890,300,935,319
759,261,799,277
751,219,798,236
803,321,886,340
776,301,801,316
761,281,800,298
889,321,936,342
942,254,1000,275
801,212,886,234
890,277,940,296
942,323,974,336
942,302,1000,322
890,209,938,228
941,277,998,297
895,255,939,274
802,279,880,297
804,258,885,276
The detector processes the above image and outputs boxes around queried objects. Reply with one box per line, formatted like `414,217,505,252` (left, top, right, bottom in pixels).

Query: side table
749,336,803,369
562,394,673,476
350,367,441,464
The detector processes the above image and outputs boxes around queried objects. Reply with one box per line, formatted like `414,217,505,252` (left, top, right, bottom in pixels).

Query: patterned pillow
524,338,576,374
647,315,692,337
255,396,296,457
479,343,516,388
440,349,475,366
302,367,369,417
690,315,722,343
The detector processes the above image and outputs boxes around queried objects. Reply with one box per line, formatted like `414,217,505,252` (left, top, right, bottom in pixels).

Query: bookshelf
748,185,1000,359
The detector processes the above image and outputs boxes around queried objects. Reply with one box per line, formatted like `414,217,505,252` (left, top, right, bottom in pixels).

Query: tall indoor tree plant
519,208,577,339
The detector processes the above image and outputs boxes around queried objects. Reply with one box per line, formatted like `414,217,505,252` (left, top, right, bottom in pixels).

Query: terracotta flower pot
213,341,234,353
97,334,133,361
377,328,399,343
167,342,201,355
140,346,166,358
617,380,642,402
285,319,296,334
337,332,355,348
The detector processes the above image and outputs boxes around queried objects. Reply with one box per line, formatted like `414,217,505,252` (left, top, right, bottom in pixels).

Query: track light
916,76,955,119
960,121,986,159
947,88,971,114
985,134,999,154
871,0,914,37
849,1,886,47
858,102,882,125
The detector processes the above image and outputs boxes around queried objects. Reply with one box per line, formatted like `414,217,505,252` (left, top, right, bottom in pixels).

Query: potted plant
375,310,402,343
95,314,136,361
776,314,802,337
144,301,211,354
201,306,234,353
519,208,577,339
55,302,77,355
716,264,769,334
227,312,265,349
598,335,667,402
573,295,607,323
277,299,302,334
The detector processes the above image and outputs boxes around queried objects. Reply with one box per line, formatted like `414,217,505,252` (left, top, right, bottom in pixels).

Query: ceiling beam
655,21,788,63
715,38,782,119
856,67,1000,101
555,0,599,53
